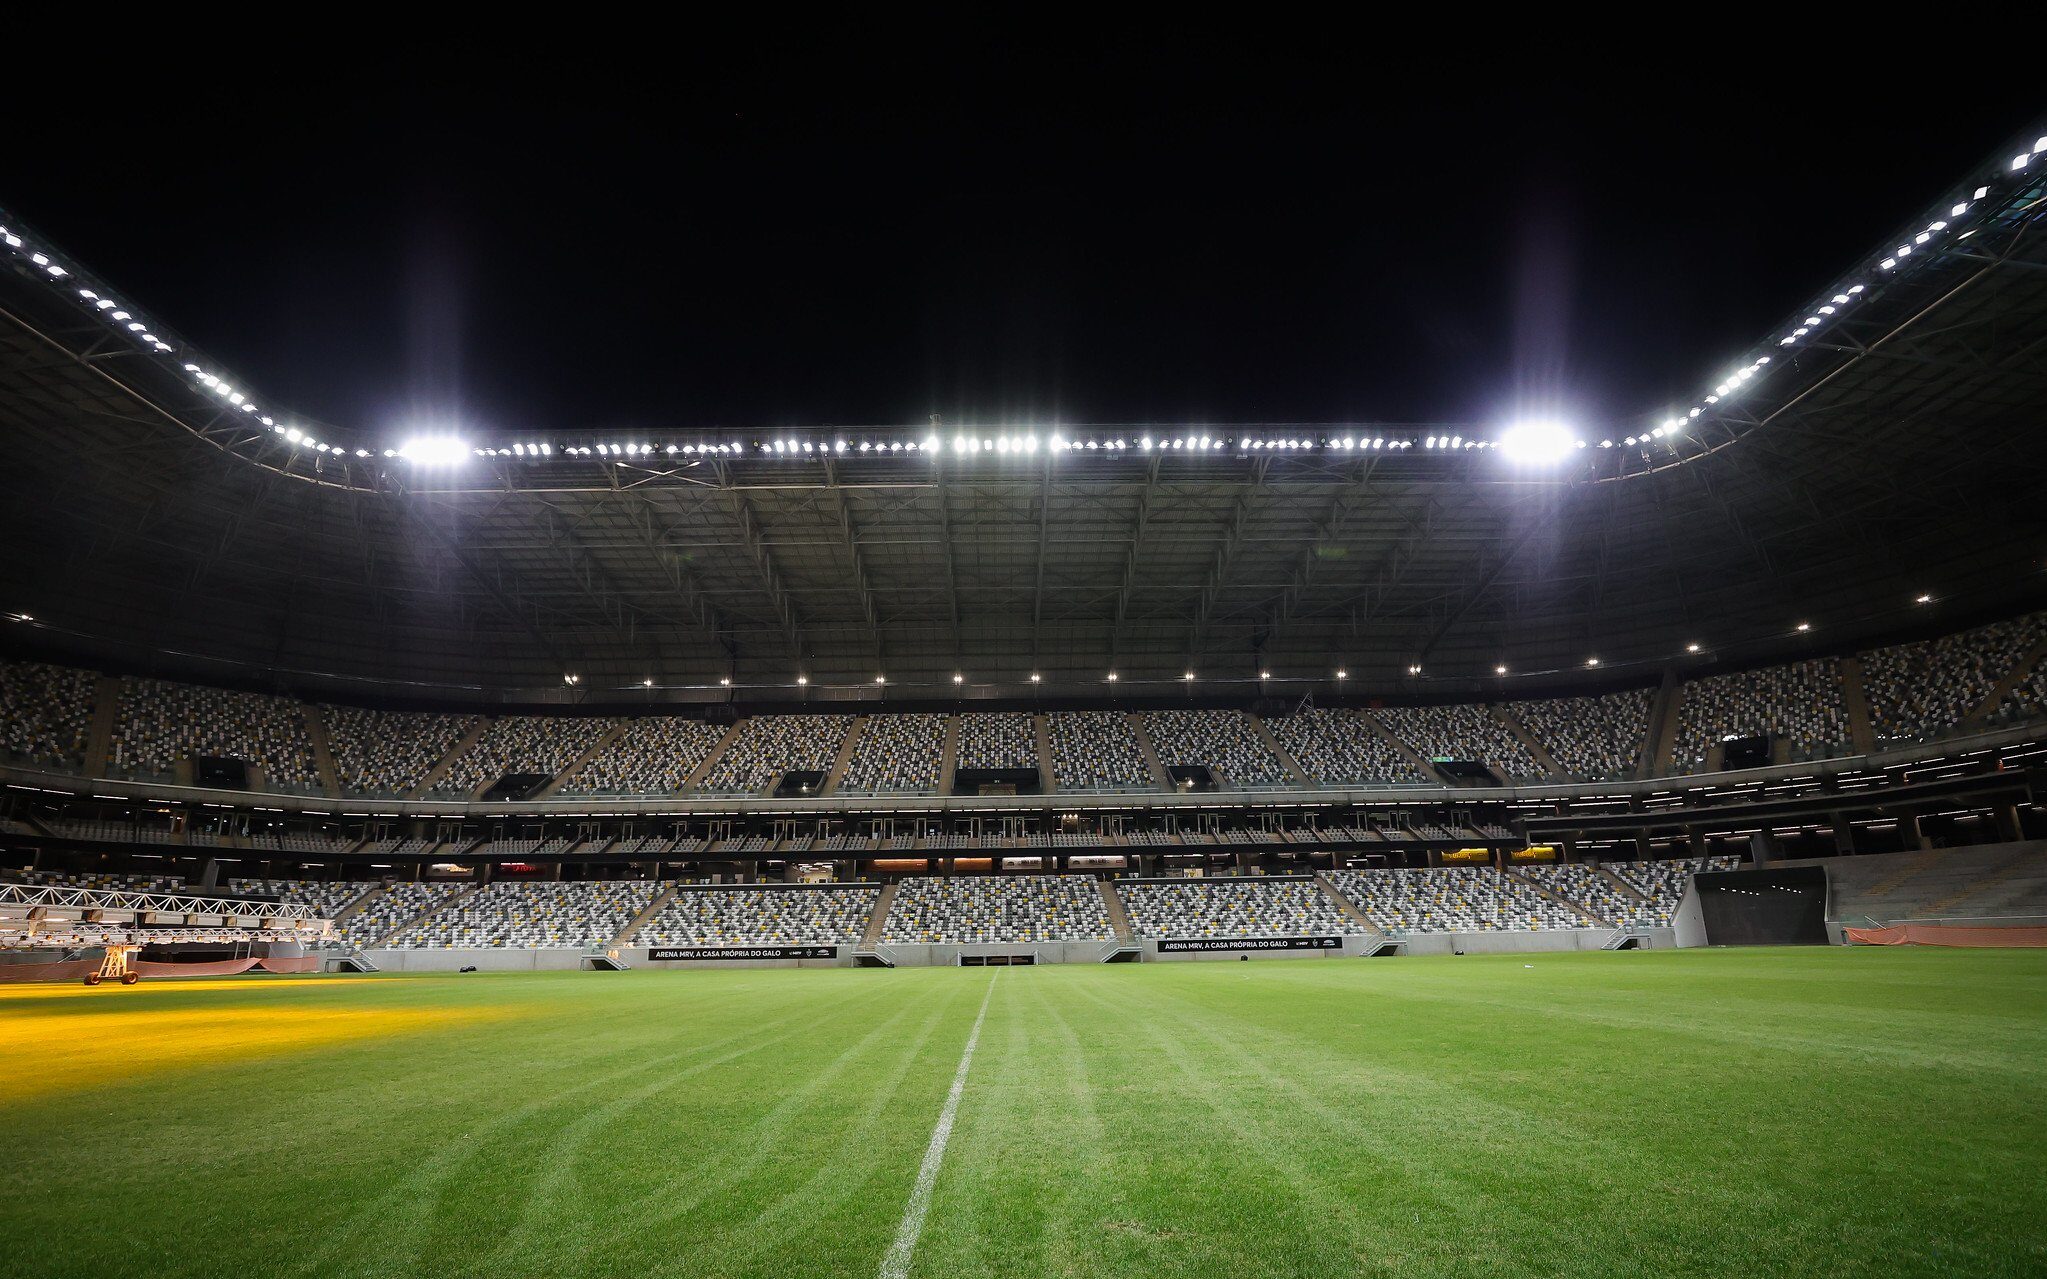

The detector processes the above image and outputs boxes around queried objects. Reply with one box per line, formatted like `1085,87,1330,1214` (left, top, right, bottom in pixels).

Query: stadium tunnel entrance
1695,866,1829,946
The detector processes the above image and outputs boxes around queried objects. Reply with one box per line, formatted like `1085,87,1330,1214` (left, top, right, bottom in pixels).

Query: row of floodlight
445,428,1579,466
4,136,2039,466
1649,137,2043,442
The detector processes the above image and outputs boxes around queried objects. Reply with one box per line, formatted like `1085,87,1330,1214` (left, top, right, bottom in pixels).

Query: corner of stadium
3,96,2045,1279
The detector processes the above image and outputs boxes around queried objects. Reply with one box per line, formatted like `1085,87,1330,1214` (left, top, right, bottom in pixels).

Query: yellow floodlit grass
0,988,500,1102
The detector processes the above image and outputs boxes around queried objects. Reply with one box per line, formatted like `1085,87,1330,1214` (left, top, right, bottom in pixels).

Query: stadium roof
2,127,2046,706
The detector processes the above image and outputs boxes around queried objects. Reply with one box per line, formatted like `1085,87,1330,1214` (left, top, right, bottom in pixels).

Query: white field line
879,973,998,1279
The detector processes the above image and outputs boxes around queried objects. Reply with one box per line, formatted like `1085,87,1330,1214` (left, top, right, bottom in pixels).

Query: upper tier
5,609,2045,802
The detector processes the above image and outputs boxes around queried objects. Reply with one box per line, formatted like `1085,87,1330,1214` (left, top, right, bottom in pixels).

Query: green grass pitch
2,948,2044,1278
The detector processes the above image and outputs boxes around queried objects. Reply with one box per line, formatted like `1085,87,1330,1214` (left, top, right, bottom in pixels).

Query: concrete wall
1391,927,1675,956
1672,883,1709,948
874,939,1119,967
362,947,592,972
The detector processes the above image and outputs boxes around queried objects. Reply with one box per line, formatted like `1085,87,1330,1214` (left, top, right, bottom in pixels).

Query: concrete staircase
1249,714,1313,787
1839,656,1878,753
609,881,678,947
373,880,482,946
1357,711,1439,781
1032,714,1056,793
936,715,961,794
302,704,342,797
1500,865,1607,926
1964,636,2047,727
1592,862,1650,904
822,717,866,793
859,880,900,948
1127,712,1172,788
1313,872,1384,938
685,720,747,789
407,717,487,800
82,674,121,780
538,720,629,798
1099,879,1135,943
1645,669,1684,777
331,883,384,924
1490,704,1563,779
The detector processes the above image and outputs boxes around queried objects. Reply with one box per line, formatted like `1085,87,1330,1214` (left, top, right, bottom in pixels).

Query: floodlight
397,436,469,465
1499,420,1576,462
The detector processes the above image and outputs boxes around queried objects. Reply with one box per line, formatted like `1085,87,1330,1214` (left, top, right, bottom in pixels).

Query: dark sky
8,33,2038,441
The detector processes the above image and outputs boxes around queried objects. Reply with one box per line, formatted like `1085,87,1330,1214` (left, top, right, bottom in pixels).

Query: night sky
8,35,2037,442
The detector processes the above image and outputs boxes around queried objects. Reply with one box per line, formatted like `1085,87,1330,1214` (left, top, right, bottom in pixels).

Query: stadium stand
1999,667,2047,723
839,713,945,793
1118,877,1367,939
1506,689,1651,781
954,712,1040,770
1829,844,2047,925
260,830,358,855
0,657,95,770
357,836,440,860
429,715,616,797
1049,711,1154,790
11,868,186,892
637,883,880,946
880,874,1113,943
1373,704,1540,777
323,706,476,796
397,880,658,948
558,716,726,795
1860,613,2047,744
1142,710,1292,785
1605,855,1743,925
229,877,375,920
109,678,320,791
1262,707,1430,784
1326,868,1591,932
325,880,463,946
1671,658,1851,772
697,714,850,792
1517,863,1660,928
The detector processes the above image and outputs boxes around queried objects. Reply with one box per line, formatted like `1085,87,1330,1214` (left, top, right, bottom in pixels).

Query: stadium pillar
1905,811,1935,851
1995,802,2024,843
1830,814,1858,856
199,857,219,889
1748,830,1779,866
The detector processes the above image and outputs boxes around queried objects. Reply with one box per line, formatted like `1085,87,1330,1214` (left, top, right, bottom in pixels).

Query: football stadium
2,71,2046,1277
